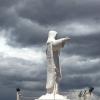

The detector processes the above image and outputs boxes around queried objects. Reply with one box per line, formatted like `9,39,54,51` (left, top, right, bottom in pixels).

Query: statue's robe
46,38,67,93
46,42,56,92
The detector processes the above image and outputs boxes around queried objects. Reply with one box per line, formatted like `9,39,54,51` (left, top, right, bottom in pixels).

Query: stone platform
35,93,70,100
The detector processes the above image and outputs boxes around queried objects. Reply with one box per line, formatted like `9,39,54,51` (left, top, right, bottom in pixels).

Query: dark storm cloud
0,87,16,100
62,58,100,75
1,0,100,28
61,76,93,90
0,0,18,7
0,0,100,99
60,74,100,94
7,19,48,46
0,0,100,49
0,55,46,90
0,0,49,46
16,0,100,25
62,32,100,57
0,53,100,97
0,0,20,28
59,56,100,95
0,54,46,99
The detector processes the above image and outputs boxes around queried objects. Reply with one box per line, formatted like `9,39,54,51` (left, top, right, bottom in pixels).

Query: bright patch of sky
0,30,45,62
57,22,100,36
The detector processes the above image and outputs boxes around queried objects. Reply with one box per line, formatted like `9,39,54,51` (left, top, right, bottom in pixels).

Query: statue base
35,93,70,100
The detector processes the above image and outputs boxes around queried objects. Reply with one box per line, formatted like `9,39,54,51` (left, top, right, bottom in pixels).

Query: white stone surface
46,31,70,93
36,93,70,100
35,31,70,100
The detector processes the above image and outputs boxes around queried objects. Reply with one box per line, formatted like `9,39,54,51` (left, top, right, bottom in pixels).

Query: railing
17,91,100,100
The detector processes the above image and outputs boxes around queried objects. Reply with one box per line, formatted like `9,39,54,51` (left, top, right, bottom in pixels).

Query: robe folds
46,42,61,92
46,31,70,93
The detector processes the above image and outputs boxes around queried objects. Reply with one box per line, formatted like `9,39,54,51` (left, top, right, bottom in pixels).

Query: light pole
16,88,21,100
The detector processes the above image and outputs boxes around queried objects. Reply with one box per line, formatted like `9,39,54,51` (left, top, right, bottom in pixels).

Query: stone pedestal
35,93,70,100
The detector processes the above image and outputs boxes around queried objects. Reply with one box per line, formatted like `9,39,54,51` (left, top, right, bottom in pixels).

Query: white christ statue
46,31,70,94
36,31,70,100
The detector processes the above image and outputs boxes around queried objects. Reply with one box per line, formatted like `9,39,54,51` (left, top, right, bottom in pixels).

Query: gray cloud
59,56,100,97
63,33,100,58
16,0,100,25
0,0,18,7
0,53,46,99
0,0,100,99
0,53,100,98
0,0,20,28
0,55,46,89
62,57,100,75
7,18,48,47
0,87,16,100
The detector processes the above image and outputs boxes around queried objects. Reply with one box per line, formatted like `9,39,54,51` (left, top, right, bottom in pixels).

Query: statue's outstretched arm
53,37,70,49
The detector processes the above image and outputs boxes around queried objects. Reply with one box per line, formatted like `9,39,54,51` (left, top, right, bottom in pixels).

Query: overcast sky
0,0,100,100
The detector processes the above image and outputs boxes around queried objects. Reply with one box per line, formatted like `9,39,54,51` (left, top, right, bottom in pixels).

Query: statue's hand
61,37,70,47
65,37,71,40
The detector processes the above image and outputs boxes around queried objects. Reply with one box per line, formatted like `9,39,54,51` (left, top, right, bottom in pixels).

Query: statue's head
48,31,58,39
